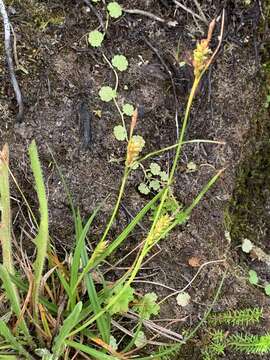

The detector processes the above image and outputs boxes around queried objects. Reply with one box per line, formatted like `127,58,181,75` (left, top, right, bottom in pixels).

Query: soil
0,0,270,359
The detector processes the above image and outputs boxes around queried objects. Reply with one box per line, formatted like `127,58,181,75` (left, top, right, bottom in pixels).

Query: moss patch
228,12,270,250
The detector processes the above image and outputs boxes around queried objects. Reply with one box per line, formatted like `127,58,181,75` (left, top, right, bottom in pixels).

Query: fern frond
208,308,262,327
228,333,270,354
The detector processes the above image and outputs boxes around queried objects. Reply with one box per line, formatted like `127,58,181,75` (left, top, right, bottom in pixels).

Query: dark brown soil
1,0,270,358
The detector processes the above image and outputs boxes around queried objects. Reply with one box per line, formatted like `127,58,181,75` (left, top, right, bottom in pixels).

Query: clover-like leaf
135,331,147,348
122,103,134,116
265,284,270,296
241,239,253,254
112,55,128,72
99,86,117,102
107,2,122,18
113,125,127,141
159,171,168,181
88,30,104,47
138,183,150,195
107,283,134,315
133,292,160,320
176,292,191,307
149,180,160,191
150,163,161,176
248,270,258,285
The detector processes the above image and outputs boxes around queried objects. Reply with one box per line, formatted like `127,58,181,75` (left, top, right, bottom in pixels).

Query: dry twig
173,0,208,25
0,0,24,121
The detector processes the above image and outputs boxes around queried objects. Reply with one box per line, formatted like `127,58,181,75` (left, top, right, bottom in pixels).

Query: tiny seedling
112,54,128,71
88,2,123,48
122,103,134,116
248,270,259,285
98,86,117,102
113,125,127,141
88,30,104,47
176,292,191,307
107,2,122,18
241,238,253,253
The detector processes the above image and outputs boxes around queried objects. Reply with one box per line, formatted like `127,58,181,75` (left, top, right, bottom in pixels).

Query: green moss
13,0,65,31
227,14,270,248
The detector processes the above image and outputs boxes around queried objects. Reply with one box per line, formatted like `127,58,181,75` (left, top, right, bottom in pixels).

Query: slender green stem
102,53,127,136
99,168,129,245
136,139,225,165
74,167,129,289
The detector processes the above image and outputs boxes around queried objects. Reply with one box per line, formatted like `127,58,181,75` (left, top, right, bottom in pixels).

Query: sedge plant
0,17,225,359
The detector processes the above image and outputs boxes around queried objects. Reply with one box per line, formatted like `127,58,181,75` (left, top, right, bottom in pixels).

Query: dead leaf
188,256,201,268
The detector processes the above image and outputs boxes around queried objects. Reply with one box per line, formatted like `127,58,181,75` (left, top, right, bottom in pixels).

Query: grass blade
65,340,118,360
0,265,30,339
76,190,163,287
28,140,49,320
0,145,30,339
0,145,14,275
0,321,33,360
76,211,110,344
52,301,82,359
70,206,102,307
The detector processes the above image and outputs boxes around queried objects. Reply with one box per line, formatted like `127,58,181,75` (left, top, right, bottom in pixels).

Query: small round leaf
241,239,253,253
159,171,168,181
138,183,150,195
112,55,128,72
99,86,116,102
248,270,258,285
265,284,270,296
176,292,191,307
113,125,127,141
107,2,122,18
150,163,161,176
135,331,147,348
88,30,104,47
122,103,134,116
149,180,160,191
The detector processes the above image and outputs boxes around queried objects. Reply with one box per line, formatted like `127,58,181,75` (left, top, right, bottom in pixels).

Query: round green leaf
107,2,122,18
159,171,168,181
99,86,116,102
150,163,161,176
265,284,270,296
149,180,160,191
113,125,127,141
122,103,134,116
135,331,147,348
88,30,104,47
138,183,150,195
112,55,128,72
176,292,191,307
248,270,258,285
241,239,253,254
